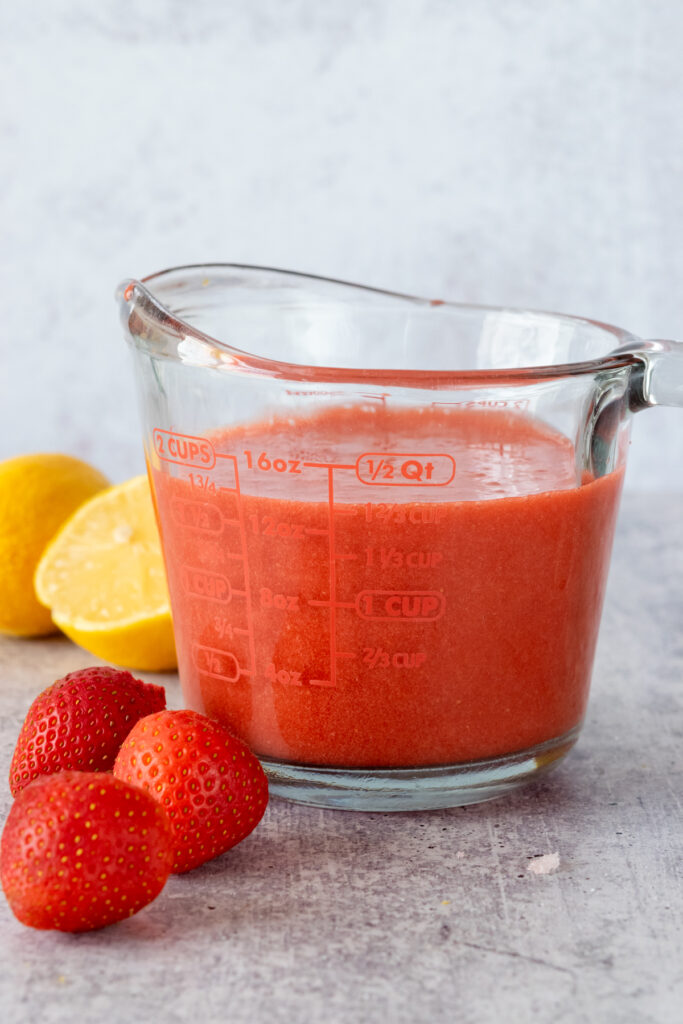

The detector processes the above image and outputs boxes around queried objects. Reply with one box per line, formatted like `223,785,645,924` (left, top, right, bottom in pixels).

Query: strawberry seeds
1,667,269,932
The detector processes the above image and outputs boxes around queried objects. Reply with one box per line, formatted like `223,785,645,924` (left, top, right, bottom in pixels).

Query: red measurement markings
308,598,356,609
249,515,308,539
180,451,239,498
193,644,241,682
364,503,448,525
327,468,337,688
266,665,335,689
153,429,216,469
266,664,303,686
356,452,455,486
187,539,243,567
188,474,217,496
259,588,300,612
212,617,251,641
433,398,531,411
182,567,233,603
355,590,445,622
214,452,240,494
364,546,443,569
171,498,223,533
363,647,428,669
243,450,304,474
231,455,258,679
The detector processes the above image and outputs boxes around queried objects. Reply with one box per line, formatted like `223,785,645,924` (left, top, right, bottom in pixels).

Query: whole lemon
0,454,109,636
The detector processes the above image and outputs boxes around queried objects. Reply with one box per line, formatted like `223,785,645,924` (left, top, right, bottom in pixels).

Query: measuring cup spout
118,263,683,810
626,339,683,409
117,278,189,360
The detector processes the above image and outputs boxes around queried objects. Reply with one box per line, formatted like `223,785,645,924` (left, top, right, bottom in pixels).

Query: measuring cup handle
629,339,683,409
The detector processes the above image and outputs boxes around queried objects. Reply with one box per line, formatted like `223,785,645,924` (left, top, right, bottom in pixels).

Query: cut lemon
0,454,109,636
35,475,177,671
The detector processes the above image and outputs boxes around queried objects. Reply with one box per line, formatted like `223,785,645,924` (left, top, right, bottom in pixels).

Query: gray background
1,7,682,1021
1,0,682,488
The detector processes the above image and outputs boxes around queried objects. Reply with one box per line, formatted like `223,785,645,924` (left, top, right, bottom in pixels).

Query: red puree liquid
151,406,623,768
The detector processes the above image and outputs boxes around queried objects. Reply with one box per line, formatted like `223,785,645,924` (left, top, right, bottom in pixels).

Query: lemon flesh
0,454,109,636
35,475,177,671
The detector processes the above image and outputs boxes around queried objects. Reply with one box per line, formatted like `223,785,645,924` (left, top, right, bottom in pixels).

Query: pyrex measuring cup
119,265,683,811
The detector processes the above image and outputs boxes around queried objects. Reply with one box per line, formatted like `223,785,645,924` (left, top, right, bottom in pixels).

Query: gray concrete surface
0,493,681,1024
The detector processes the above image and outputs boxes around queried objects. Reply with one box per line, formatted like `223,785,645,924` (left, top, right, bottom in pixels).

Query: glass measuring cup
119,265,683,810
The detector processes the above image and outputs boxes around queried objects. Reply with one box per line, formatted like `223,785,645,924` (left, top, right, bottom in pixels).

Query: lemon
0,454,110,636
35,475,177,672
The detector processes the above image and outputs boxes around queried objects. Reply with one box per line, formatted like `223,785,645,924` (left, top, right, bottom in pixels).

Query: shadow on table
49,761,598,948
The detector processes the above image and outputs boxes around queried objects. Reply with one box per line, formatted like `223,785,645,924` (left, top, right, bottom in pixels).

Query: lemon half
35,475,177,671
0,454,110,636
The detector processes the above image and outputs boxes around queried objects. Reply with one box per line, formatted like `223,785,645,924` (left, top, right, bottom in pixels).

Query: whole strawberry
1,771,174,931
113,709,269,873
9,667,166,795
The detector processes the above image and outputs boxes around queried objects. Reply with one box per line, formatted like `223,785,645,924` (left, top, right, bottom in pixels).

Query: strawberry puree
150,406,624,768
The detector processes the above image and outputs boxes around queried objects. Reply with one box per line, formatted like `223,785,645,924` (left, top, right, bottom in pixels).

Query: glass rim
119,262,645,385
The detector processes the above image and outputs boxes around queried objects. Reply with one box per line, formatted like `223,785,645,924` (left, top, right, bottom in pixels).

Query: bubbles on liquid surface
207,405,579,503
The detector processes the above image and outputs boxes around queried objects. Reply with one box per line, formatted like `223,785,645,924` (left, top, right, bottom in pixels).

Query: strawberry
0,771,174,931
9,667,166,795
113,709,269,873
